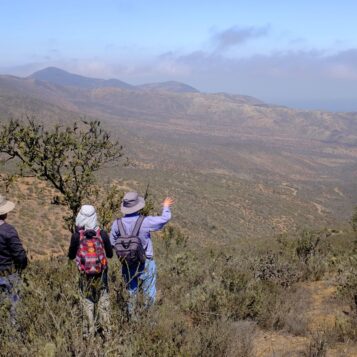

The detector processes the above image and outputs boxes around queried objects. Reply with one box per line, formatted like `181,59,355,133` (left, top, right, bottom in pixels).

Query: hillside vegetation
2,68,357,356
2,208,357,356
1,68,357,241
1,173,357,355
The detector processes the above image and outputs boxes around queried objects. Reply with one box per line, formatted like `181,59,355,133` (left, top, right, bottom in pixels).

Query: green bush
1,226,353,355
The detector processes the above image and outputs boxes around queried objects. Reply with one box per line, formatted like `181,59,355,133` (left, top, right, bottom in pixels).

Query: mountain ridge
138,80,199,93
28,66,135,90
28,66,201,94
1,66,357,239
2,69,357,147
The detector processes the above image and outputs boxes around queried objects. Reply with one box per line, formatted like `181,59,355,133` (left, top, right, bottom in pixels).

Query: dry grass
2,175,357,355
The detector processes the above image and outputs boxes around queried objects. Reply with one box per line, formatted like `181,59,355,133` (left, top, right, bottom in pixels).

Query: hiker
68,205,113,337
110,192,174,316
0,195,28,324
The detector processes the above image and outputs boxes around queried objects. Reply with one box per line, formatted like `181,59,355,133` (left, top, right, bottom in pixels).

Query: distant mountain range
0,66,269,126
28,67,135,90
1,66,357,238
1,66,356,145
28,67,200,93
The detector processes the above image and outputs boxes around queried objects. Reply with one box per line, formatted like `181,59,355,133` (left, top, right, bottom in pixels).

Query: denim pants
122,259,157,315
0,273,21,325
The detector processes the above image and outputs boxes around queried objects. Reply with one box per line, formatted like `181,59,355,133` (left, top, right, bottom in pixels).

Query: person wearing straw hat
0,195,28,323
110,192,174,317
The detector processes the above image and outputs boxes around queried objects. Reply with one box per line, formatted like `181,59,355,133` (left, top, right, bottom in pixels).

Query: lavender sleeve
109,220,119,246
145,207,171,231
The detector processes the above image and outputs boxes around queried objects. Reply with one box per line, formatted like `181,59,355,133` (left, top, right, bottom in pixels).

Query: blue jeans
122,259,157,315
0,273,21,324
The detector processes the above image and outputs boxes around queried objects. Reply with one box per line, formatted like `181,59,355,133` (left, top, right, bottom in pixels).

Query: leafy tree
0,118,124,230
95,182,156,231
95,184,124,231
0,172,17,193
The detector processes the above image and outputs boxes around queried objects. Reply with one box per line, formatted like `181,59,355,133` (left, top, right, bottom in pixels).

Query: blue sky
1,0,357,111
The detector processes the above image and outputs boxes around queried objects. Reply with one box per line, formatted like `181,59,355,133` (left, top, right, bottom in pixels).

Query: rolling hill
138,80,199,93
28,66,135,90
1,67,357,242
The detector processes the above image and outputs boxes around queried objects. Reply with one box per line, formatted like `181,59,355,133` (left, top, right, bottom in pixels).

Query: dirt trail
258,183,271,194
281,182,298,197
312,202,326,215
252,280,357,356
303,281,341,331
334,186,345,197
253,331,308,356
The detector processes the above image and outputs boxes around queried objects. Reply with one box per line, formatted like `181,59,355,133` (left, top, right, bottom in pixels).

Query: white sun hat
75,205,99,230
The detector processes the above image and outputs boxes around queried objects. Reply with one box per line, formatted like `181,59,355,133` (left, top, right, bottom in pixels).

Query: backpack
114,215,146,265
76,229,108,275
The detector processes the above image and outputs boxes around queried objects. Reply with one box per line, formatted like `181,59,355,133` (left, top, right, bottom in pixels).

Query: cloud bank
2,25,357,111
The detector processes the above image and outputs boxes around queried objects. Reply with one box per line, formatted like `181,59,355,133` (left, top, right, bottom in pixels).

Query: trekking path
334,186,345,198
312,201,326,215
281,182,298,197
304,280,340,331
253,331,308,356
252,280,357,356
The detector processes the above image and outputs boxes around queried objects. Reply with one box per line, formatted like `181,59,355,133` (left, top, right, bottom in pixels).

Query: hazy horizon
1,0,357,112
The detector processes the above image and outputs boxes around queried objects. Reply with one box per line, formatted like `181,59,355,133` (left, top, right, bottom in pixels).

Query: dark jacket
68,228,113,260
0,222,28,272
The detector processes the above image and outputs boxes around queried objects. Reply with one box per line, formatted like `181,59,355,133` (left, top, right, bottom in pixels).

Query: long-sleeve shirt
67,229,113,260
110,207,171,258
0,221,28,271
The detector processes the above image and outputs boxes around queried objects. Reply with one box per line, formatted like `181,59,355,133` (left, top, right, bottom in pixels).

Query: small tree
0,118,124,230
95,184,124,231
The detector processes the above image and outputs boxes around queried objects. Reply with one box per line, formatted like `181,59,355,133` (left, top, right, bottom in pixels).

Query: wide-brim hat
0,195,15,215
121,191,145,215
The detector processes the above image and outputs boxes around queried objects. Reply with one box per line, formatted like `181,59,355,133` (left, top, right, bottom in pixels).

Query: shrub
1,225,352,355
253,251,301,287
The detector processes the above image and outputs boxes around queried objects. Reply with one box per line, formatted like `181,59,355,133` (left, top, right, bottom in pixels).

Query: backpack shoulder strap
117,218,127,237
79,230,85,241
132,215,145,237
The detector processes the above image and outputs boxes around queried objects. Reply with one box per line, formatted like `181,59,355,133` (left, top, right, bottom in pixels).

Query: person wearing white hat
0,195,28,323
68,204,113,337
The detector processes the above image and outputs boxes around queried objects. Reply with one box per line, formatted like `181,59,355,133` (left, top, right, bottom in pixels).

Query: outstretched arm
146,197,174,232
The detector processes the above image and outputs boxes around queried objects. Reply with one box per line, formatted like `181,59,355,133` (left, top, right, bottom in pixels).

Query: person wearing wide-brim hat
0,195,28,323
110,191,174,317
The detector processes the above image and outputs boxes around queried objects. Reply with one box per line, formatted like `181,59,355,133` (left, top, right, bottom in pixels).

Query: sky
1,0,357,111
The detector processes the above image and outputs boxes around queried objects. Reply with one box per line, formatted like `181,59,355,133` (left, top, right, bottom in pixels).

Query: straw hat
0,195,15,215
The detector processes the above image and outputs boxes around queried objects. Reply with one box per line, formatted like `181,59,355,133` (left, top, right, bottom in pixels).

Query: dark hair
0,214,7,220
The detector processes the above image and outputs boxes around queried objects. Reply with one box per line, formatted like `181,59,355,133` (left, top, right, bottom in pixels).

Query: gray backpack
114,216,146,265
